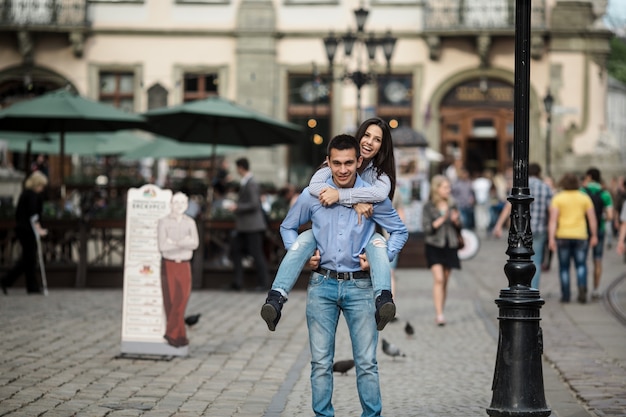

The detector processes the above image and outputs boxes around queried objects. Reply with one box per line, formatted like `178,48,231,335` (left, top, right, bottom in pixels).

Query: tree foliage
607,36,626,84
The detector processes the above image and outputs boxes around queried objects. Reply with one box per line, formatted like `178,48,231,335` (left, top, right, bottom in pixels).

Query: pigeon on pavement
382,338,406,359
184,313,201,327
333,359,355,375
405,321,415,336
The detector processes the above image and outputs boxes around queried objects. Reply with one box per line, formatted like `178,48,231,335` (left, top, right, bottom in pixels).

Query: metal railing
424,0,546,31
0,0,88,28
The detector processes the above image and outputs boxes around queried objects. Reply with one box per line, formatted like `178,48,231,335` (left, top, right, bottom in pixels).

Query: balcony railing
424,0,546,31
0,0,88,28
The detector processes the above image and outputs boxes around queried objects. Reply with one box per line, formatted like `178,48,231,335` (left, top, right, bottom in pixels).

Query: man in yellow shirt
548,173,598,303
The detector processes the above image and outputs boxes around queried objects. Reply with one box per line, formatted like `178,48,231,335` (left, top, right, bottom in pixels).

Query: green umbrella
143,96,304,146
0,130,154,156
0,89,147,187
121,135,242,160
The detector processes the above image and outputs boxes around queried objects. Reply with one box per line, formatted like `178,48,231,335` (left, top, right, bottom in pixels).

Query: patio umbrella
391,126,429,147
121,135,242,160
0,130,154,156
0,89,147,188
143,96,304,146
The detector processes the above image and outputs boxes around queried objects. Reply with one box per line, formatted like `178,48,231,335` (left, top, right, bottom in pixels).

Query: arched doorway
0,65,71,107
0,65,73,177
439,78,514,176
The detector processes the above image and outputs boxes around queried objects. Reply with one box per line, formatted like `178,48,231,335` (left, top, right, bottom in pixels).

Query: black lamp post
543,89,554,178
323,7,396,126
487,0,551,416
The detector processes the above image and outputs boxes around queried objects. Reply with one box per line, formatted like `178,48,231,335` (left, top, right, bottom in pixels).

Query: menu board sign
120,185,188,356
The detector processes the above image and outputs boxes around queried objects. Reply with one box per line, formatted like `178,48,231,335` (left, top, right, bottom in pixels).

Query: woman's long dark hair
354,117,396,199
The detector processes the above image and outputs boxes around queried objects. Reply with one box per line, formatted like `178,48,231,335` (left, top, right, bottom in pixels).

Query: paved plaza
1,237,625,417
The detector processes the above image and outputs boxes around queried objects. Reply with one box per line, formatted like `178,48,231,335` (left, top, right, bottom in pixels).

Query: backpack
582,187,605,232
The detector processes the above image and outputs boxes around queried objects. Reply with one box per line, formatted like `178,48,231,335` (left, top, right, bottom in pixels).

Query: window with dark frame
99,71,135,112
183,73,219,102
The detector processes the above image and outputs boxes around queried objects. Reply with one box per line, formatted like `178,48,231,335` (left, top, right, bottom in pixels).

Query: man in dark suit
228,158,269,290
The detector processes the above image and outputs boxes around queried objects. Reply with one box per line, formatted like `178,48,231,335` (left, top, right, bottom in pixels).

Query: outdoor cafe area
0,164,427,291
0,91,429,290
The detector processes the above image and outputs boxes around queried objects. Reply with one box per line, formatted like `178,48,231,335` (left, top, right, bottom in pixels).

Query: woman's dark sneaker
375,290,396,331
261,290,286,331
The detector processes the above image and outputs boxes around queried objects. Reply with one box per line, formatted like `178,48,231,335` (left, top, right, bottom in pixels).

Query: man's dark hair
235,158,249,171
327,134,360,159
585,167,601,183
529,163,542,177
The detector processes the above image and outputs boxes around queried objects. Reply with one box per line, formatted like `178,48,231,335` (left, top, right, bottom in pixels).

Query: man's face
326,148,362,189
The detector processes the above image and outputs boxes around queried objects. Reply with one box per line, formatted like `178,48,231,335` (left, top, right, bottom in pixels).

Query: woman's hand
318,188,339,206
353,203,373,224
358,253,370,271
450,208,461,226
433,210,448,229
308,249,321,269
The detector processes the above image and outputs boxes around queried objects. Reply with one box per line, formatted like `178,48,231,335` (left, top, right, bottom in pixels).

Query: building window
287,72,332,186
99,72,135,112
377,74,413,126
183,73,218,102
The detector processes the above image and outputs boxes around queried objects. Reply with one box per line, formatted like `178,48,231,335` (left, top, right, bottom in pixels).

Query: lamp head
543,89,554,113
323,33,339,65
354,7,369,33
382,31,397,71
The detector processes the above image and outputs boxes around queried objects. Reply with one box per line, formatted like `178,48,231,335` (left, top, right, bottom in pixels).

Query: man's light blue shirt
280,175,408,273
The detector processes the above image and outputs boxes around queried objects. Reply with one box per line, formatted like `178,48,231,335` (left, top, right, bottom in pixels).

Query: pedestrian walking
451,167,475,230
615,202,626,256
272,134,407,417
422,175,463,326
471,169,492,236
228,157,270,291
548,173,598,303
581,167,614,299
261,117,399,332
1,171,48,295
492,163,553,289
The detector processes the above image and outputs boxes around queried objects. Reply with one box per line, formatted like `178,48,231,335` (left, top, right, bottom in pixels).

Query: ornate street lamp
323,7,396,125
487,1,551,416
543,89,554,177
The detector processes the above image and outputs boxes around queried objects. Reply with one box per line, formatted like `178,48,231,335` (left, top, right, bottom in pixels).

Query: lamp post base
487,286,551,417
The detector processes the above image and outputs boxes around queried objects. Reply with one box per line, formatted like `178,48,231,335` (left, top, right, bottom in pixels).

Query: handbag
455,227,465,250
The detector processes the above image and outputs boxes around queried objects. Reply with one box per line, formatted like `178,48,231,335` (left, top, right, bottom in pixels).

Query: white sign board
120,185,188,356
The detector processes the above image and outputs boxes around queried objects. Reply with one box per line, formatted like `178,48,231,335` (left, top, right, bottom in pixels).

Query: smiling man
275,134,407,417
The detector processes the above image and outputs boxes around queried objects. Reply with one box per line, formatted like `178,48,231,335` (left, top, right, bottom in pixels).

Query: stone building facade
0,0,620,188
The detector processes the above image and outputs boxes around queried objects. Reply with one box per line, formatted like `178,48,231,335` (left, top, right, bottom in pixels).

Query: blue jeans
459,206,475,230
271,229,391,298
306,272,382,417
556,239,589,301
530,231,547,289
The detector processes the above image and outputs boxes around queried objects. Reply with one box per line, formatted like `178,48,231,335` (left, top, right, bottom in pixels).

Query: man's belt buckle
335,271,350,280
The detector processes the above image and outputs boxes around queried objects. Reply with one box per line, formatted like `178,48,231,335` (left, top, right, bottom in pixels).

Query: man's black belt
314,267,370,280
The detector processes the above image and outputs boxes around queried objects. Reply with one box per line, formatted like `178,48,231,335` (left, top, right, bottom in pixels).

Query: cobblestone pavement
0,237,624,417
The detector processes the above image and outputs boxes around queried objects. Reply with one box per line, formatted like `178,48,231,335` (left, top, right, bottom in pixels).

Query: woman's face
437,179,451,199
359,124,383,161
